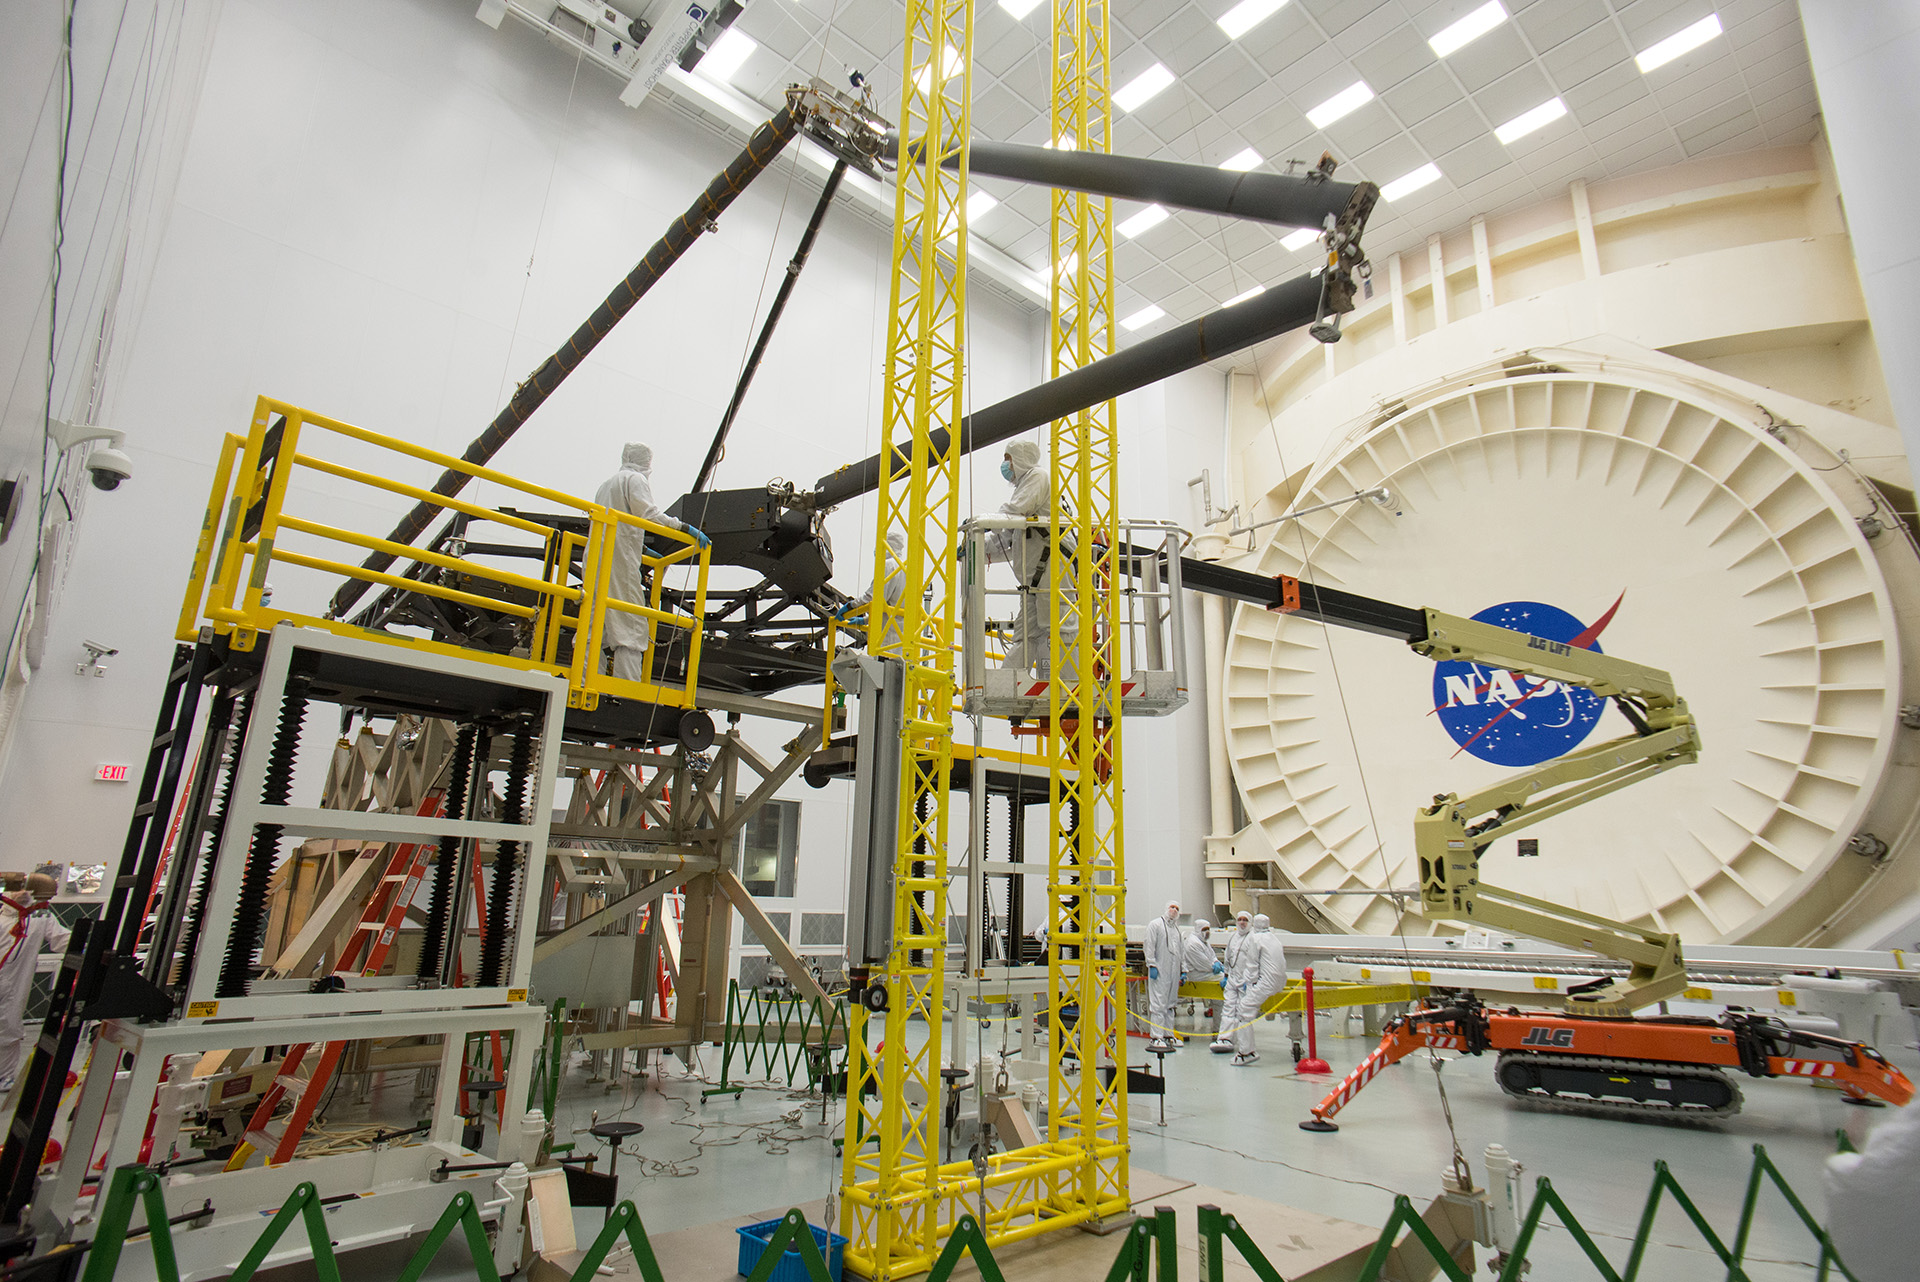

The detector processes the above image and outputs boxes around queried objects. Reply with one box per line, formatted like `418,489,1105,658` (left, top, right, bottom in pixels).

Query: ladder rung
133,801,160,820
151,730,177,749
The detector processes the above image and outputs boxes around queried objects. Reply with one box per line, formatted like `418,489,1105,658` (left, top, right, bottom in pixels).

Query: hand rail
179,396,709,711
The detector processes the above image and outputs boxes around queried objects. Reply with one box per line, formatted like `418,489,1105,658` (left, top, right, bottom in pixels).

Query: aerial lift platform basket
958,518,1187,720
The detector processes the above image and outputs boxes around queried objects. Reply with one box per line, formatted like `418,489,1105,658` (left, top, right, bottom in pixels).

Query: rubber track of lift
418,723,479,979
176,692,249,987
1495,1052,1745,1123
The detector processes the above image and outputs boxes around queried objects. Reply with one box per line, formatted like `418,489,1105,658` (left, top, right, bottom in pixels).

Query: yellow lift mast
1044,0,1130,1230
838,0,973,1271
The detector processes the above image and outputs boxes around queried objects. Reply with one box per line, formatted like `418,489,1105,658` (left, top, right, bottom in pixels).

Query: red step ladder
226,796,445,1168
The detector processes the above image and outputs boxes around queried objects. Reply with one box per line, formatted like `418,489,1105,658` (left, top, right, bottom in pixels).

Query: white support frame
185,625,565,1021
34,1004,545,1240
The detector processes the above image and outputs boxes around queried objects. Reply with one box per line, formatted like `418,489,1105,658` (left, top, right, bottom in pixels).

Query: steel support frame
838,0,972,1271
1042,0,1130,1229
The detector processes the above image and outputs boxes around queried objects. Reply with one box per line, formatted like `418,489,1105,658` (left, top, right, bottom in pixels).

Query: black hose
478,729,534,988
330,107,805,620
218,684,306,998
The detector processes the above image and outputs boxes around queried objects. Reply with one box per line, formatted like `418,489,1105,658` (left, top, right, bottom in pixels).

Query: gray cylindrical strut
812,269,1339,508
892,137,1377,233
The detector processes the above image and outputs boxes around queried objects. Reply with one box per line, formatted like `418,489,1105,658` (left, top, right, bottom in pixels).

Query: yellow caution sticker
508,988,529,1003
1359,968,1371,981
1411,970,1430,983
1777,990,1797,1007
1684,986,1712,1000
186,1001,219,1018
1534,977,1558,990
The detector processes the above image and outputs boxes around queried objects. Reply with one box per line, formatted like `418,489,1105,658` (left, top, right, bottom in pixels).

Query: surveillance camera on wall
85,447,133,491
49,421,133,492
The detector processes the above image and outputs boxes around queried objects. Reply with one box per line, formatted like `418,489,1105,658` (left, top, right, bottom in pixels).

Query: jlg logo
1519,1027,1576,1048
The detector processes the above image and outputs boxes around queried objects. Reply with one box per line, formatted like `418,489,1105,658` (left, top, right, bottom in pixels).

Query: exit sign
94,764,130,783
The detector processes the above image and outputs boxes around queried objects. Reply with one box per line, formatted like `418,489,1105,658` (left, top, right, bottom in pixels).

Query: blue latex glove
830,604,849,621
1212,961,1225,976
1148,966,1159,981
684,523,712,550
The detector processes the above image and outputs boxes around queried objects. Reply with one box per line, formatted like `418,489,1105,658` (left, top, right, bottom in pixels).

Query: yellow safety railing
180,396,710,711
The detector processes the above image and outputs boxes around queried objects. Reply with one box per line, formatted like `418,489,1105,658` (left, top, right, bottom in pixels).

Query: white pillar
1799,3,1920,460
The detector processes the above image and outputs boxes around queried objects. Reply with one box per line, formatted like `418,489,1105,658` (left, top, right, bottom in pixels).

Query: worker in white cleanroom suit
1212,910,1254,1053
594,443,708,682
1183,918,1224,1039
984,439,1078,677
1231,914,1289,1065
1827,1090,1920,1282
0,874,68,1091
836,530,908,652
1142,900,1184,1050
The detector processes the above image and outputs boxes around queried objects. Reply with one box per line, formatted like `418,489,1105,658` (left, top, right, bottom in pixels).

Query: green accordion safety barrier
67,1140,1854,1281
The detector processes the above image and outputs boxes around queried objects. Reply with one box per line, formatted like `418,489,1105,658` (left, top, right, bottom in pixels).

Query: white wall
0,0,1219,967
0,0,1043,868
0,0,219,789
1799,3,1920,462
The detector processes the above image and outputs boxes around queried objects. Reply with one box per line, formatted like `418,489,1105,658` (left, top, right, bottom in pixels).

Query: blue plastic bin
735,1217,848,1282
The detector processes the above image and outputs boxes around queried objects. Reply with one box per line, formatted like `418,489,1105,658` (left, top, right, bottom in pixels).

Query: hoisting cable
329,105,808,620
689,159,850,496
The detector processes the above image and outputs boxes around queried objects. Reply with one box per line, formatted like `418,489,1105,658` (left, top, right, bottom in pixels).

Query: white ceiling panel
713,0,1817,344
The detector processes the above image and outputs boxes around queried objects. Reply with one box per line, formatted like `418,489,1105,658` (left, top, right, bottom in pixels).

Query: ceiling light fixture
1000,0,1045,19
1494,96,1568,144
1223,284,1266,306
697,28,757,83
1306,80,1374,130
1219,147,1262,172
966,191,999,222
1121,304,1167,331
1114,63,1176,112
1380,162,1442,201
1217,0,1289,41
1428,1,1507,58
1635,13,1722,73
1280,227,1318,251
1118,205,1171,238
912,45,963,94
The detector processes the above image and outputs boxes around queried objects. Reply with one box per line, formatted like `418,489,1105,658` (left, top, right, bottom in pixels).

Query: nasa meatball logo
1431,596,1622,767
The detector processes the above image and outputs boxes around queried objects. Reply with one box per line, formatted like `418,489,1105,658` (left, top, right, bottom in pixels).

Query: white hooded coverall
1183,920,1223,1036
1232,915,1288,1056
593,443,689,682
985,440,1079,676
0,899,68,1088
1827,1090,1920,1282
1142,903,1183,1041
846,531,908,652
1216,915,1253,1047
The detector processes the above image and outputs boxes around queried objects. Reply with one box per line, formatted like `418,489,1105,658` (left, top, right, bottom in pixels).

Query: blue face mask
1001,460,1014,482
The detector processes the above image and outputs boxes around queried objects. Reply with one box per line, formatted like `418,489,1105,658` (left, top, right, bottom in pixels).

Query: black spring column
174,692,249,988
217,682,307,998
477,728,534,988
418,723,480,981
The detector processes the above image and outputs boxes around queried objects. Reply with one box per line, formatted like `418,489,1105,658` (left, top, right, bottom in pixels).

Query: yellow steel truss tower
1044,0,1129,1223
838,0,972,1272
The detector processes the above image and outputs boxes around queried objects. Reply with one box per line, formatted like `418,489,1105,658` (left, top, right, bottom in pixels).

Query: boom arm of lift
1179,556,1702,1014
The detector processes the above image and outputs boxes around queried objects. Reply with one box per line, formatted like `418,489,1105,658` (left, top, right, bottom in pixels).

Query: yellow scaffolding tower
1044,0,1129,1227
838,0,972,1271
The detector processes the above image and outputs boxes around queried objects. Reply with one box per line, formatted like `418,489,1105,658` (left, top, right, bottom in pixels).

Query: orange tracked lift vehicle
1304,998,1914,1129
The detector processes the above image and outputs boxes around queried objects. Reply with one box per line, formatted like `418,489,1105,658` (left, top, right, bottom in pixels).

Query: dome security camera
48,422,133,493
86,447,133,492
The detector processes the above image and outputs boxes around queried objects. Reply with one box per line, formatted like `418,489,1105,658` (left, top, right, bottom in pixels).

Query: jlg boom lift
1178,557,1913,1124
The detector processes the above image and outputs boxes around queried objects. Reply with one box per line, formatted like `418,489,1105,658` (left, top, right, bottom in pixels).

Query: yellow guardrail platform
180,396,710,712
